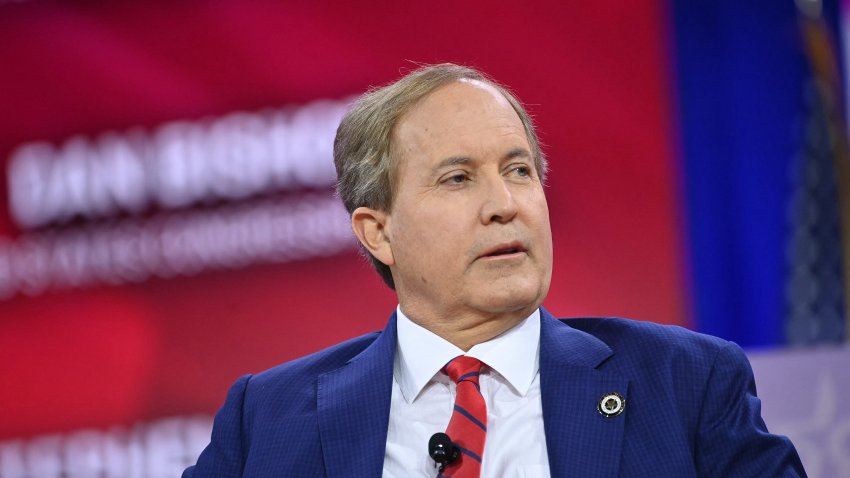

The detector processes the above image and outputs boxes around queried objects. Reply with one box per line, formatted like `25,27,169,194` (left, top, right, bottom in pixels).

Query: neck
399,302,537,351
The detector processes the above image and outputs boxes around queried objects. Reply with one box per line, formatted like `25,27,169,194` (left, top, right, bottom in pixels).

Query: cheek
533,195,552,230
394,212,467,262
526,196,553,255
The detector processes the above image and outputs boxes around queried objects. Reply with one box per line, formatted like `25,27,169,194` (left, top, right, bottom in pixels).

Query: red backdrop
0,0,686,442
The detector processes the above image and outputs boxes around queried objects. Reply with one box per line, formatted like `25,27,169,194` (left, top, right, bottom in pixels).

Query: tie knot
443,356,484,383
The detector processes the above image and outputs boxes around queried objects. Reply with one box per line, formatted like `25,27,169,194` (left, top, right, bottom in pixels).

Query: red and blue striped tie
440,356,487,478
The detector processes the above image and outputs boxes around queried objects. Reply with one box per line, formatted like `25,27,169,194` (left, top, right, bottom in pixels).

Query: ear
351,206,395,266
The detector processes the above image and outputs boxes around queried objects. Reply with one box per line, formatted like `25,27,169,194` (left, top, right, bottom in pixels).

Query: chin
475,283,545,315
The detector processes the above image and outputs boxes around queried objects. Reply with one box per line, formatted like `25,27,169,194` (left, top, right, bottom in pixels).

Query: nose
480,176,518,224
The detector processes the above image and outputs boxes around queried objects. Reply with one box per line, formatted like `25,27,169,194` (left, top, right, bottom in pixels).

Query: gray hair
333,63,547,289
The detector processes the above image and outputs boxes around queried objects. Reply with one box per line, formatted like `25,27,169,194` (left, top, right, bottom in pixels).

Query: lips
478,241,528,259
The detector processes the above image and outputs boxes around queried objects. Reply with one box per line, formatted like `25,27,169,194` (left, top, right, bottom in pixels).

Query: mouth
478,242,528,259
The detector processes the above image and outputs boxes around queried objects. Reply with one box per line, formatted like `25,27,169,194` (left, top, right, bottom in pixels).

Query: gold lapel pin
598,392,625,418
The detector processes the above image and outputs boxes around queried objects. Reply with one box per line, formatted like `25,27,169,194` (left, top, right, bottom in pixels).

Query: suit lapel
317,313,397,478
539,309,629,477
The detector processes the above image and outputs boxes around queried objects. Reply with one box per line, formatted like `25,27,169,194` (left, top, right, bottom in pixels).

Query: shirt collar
394,306,541,404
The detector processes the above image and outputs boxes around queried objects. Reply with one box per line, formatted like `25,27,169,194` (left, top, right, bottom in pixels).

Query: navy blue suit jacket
184,309,805,477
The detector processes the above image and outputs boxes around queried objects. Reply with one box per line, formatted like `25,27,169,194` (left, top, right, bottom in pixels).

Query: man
184,64,806,477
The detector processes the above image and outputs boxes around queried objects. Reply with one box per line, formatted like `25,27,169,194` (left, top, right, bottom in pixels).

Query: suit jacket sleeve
695,342,806,477
183,374,252,478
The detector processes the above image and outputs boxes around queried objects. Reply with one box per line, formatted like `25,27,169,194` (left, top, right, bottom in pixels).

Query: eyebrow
504,147,532,161
433,148,532,172
433,156,472,173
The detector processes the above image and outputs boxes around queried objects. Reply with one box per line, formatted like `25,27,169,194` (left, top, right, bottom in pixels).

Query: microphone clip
428,432,459,473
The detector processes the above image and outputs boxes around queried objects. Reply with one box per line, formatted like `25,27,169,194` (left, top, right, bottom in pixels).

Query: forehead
392,80,528,161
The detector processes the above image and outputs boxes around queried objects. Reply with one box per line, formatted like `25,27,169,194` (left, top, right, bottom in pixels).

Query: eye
510,165,532,178
441,172,470,185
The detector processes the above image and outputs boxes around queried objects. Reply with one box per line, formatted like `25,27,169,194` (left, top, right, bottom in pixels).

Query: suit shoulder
247,330,382,393
562,316,736,369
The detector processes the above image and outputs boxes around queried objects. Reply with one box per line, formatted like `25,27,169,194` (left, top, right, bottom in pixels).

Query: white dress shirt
382,307,551,478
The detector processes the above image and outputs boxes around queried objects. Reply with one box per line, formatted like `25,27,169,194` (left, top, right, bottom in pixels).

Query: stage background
0,0,846,476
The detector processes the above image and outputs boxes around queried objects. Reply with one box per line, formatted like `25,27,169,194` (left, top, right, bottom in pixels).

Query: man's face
384,79,553,320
